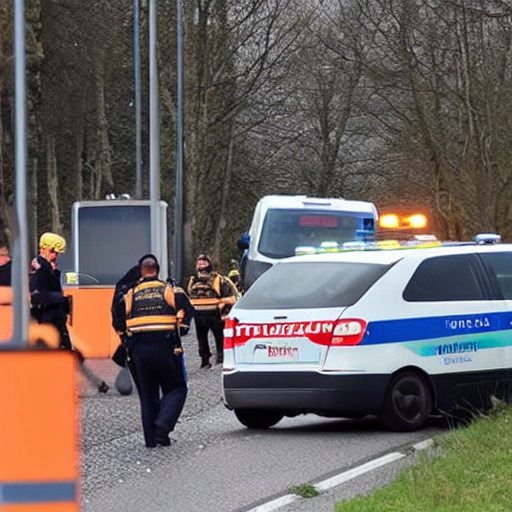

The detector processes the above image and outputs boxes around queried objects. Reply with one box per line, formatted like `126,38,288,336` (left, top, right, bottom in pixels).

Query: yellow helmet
39,232,66,253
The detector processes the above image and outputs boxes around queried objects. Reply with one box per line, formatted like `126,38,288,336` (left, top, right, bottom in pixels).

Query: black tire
380,371,432,432
234,409,284,429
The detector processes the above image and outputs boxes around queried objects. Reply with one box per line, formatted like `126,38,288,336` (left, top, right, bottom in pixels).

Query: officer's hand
30,258,41,271
179,326,189,336
120,333,131,347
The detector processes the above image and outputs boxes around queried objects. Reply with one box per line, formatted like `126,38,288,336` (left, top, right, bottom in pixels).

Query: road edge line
245,494,298,512
245,437,434,512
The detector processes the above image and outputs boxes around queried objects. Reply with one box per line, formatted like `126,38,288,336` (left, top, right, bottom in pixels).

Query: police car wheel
380,371,432,432
234,408,284,429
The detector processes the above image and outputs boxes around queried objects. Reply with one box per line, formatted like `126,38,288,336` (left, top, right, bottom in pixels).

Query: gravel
78,329,224,502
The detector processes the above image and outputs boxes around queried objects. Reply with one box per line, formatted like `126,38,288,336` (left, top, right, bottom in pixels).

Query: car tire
380,371,432,432
234,408,284,429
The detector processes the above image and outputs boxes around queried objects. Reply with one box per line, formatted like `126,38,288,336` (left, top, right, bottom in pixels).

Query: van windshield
258,208,374,259
237,261,392,309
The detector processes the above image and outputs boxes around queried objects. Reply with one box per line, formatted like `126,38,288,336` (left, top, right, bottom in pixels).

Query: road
79,333,446,512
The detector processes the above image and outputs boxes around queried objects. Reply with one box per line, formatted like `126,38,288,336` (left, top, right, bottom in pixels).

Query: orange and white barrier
1,286,120,357
0,349,81,511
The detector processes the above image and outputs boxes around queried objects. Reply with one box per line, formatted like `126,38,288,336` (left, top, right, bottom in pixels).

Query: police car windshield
237,261,393,309
258,209,373,259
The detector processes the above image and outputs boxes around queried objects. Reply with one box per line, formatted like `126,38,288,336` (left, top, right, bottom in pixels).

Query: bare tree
159,0,310,276
0,0,13,244
355,0,512,240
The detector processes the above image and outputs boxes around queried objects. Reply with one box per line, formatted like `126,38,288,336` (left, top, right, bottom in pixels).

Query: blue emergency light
475,233,501,244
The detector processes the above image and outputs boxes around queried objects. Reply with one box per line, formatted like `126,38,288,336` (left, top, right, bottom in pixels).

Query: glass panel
78,206,151,285
237,261,392,309
258,208,374,259
403,255,484,302
480,252,512,300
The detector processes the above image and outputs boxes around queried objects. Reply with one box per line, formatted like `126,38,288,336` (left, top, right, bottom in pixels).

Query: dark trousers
194,313,224,362
32,311,72,350
131,335,188,447
52,316,72,350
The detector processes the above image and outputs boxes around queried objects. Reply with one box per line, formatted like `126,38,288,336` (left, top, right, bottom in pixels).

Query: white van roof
256,195,377,214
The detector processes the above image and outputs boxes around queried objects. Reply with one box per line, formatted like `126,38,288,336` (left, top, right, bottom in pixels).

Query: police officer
123,255,194,447
29,232,72,349
30,232,109,393
186,254,237,368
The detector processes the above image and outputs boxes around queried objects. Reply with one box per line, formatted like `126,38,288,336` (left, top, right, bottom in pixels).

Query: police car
222,235,512,431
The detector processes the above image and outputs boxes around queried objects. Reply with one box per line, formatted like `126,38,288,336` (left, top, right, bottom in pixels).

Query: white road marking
314,452,405,492
245,494,298,512
245,437,434,512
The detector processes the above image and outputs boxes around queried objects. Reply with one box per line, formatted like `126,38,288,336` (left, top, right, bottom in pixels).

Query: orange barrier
0,349,80,511
0,286,13,305
1,286,119,357
0,306,12,341
64,287,120,358
0,287,14,343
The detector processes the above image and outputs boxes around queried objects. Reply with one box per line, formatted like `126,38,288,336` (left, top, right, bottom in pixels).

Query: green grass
292,484,320,498
335,404,512,512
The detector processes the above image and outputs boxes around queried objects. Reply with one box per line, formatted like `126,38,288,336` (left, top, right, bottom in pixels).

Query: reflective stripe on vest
190,297,222,311
126,315,178,332
0,480,76,504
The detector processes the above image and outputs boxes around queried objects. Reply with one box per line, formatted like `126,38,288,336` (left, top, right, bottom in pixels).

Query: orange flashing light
407,214,427,229
379,213,428,229
379,214,399,229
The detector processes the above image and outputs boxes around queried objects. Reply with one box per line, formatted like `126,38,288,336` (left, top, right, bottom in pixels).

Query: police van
238,195,378,290
222,237,512,431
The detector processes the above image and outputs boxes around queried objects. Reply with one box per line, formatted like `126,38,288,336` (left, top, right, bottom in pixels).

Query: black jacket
0,260,11,286
111,265,141,333
29,255,68,323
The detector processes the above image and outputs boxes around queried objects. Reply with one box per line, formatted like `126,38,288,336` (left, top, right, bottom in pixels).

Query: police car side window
403,255,484,302
479,253,512,300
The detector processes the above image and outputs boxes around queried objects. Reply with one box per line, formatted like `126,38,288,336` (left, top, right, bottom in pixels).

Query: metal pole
13,0,29,344
149,0,161,260
134,0,142,199
174,0,184,285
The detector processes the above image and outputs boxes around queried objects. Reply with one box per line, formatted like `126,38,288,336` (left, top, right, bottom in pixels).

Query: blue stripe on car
360,311,512,346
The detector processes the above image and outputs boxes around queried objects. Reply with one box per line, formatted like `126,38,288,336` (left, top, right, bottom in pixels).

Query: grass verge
335,403,512,512
291,484,320,499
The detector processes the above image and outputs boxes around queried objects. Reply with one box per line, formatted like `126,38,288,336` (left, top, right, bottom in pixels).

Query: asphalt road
78,331,446,512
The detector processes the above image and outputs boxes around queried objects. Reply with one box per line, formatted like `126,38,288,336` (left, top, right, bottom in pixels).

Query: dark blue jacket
29,255,68,323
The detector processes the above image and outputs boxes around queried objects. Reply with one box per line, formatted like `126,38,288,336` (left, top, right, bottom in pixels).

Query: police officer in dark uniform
123,255,194,447
29,232,72,350
30,232,109,393
186,254,237,368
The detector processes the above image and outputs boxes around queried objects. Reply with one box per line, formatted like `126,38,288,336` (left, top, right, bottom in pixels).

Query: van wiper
259,251,291,259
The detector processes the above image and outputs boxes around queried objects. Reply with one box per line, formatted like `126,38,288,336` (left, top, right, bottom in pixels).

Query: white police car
222,237,512,431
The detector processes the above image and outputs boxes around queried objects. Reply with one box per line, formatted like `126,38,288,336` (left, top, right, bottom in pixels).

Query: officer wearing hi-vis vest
123,255,194,447
186,254,238,368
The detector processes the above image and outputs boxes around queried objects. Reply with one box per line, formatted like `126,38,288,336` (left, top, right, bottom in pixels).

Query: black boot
200,358,211,369
155,426,171,446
